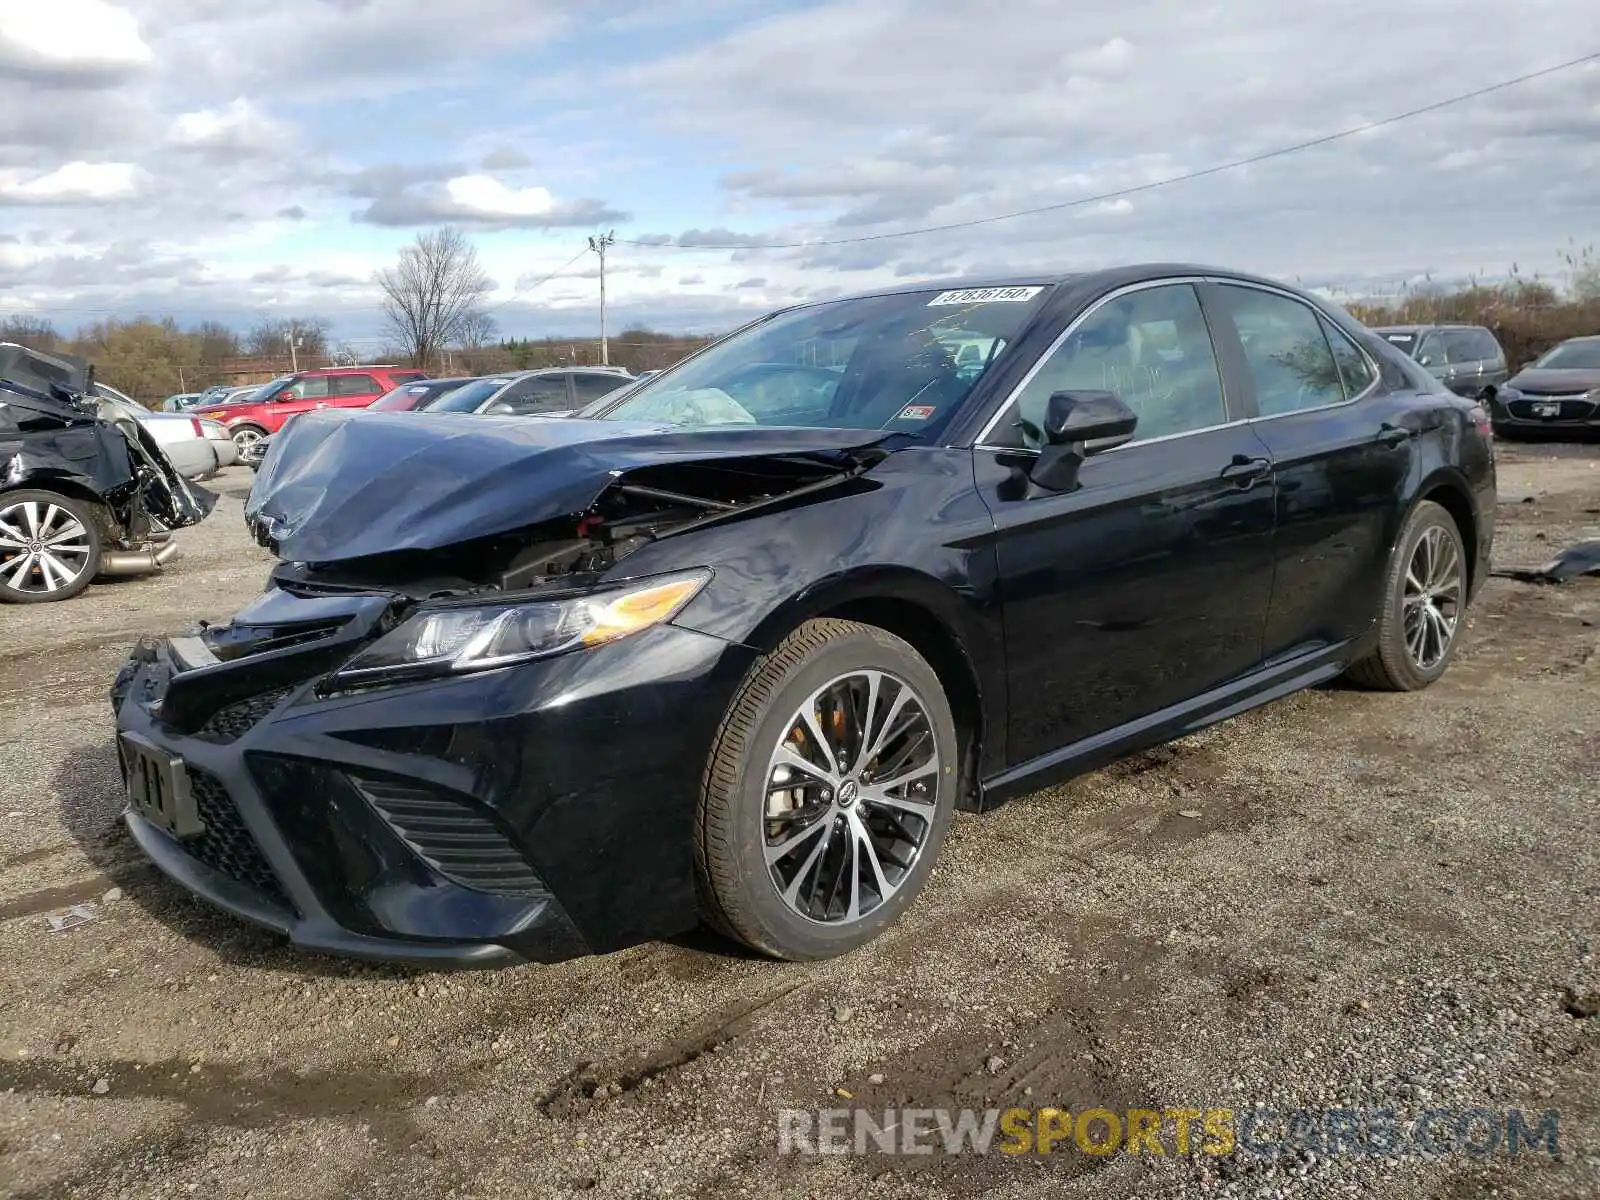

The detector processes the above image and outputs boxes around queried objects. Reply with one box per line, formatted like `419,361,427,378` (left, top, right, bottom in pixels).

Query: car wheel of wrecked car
231,425,267,455
695,619,959,961
1346,500,1467,692
0,490,103,604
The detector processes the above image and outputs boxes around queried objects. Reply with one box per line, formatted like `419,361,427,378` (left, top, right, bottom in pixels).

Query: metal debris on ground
1491,539,1600,584
45,904,100,933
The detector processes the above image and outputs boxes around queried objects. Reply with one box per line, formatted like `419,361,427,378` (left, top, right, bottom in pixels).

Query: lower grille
1508,397,1595,420
186,767,295,912
194,687,294,744
351,775,544,896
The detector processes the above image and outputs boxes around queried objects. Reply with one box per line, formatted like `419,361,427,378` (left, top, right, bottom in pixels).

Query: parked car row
1371,324,1600,437
240,365,639,470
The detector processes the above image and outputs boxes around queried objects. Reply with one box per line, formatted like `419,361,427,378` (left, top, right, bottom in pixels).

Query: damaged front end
1,343,215,560
109,407,895,962
242,407,895,613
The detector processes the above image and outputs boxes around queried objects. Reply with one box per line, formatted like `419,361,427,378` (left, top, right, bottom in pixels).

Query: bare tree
377,226,492,368
0,316,62,352
456,310,500,350
244,315,330,360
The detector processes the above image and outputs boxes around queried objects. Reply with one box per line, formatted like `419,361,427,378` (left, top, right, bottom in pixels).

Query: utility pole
587,230,615,365
285,331,300,374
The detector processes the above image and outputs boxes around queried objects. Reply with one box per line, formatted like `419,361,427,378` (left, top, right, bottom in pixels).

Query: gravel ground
1,444,1596,1200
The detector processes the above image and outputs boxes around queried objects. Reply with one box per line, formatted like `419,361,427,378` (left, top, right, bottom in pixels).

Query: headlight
325,569,710,690
1499,385,1522,399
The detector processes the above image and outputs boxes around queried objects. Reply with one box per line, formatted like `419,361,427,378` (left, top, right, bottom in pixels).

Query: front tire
1346,500,1467,691
231,425,267,456
0,490,103,604
695,618,959,960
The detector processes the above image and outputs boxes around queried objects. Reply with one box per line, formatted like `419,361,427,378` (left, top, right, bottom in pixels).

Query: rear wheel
695,619,959,960
1346,500,1467,691
0,491,103,603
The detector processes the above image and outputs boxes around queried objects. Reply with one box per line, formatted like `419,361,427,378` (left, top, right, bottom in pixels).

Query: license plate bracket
1531,401,1561,418
119,732,204,839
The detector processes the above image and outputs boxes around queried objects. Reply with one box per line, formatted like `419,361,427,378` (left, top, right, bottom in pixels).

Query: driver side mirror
484,401,516,416
1030,390,1138,492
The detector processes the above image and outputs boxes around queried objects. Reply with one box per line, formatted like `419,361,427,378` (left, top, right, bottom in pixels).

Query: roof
782,263,1337,311
1368,323,1489,333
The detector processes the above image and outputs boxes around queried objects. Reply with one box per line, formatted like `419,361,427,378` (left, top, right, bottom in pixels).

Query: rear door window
1217,285,1347,415
570,372,628,404
331,373,380,396
496,375,572,414
1442,331,1484,365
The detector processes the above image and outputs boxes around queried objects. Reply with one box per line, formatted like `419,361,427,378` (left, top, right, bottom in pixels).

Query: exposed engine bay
266,450,884,605
245,406,900,608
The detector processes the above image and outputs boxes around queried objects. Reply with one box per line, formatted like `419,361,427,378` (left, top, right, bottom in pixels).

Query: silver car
95,384,238,480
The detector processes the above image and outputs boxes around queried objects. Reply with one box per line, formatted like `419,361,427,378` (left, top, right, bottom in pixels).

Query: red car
195,366,427,456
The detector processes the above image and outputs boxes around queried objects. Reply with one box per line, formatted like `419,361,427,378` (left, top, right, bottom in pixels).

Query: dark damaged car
2,344,213,604
109,267,1495,967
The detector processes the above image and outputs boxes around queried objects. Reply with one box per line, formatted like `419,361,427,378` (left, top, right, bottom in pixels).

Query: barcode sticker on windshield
927,286,1042,306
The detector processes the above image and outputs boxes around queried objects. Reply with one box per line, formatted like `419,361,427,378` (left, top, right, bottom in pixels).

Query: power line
616,51,1600,252
480,246,591,316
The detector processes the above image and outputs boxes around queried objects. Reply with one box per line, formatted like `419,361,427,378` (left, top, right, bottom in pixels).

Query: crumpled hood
1507,368,1600,395
245,408,894,562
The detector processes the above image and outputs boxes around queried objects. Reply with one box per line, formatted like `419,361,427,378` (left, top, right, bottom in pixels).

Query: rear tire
695,618,959,960
1346,500,1467,691
0,490,103,604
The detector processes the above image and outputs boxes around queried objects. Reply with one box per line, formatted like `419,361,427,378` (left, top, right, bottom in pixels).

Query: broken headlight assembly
324,569,710,691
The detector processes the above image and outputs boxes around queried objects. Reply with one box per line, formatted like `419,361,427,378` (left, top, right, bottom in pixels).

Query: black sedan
110,266,1496,967
1491,335,1600,437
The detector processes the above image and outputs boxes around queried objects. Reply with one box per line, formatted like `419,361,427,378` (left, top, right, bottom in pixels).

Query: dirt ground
1,443,1596,1200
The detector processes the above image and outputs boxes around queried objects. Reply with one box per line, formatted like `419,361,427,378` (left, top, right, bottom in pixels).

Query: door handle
1377,422,1414,448
1219,455,1271,486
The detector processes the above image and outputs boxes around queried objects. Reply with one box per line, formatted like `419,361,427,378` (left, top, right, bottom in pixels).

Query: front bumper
1492,394,1600,433
110,594,757,967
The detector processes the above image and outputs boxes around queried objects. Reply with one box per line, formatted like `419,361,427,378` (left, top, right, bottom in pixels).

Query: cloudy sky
1,0,1597,342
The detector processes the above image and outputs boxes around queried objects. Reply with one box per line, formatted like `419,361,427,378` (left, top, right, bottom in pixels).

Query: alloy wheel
0,500,95,596
232,427,263,453
1402,525,1462,671
762,669,941,925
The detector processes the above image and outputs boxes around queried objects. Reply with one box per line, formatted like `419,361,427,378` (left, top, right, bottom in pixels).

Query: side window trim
1318,315,1379,402
973,275,1245,449
1202,279,1382,422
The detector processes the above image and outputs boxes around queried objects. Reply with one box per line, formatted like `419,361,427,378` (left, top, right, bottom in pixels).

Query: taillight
1467,404,1492,438
190,417,204,437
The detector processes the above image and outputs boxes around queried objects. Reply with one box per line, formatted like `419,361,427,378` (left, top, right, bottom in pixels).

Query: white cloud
0,160,142,204
167,98,286,155
1069,36,1135,73
0,0,152,79
2,0,1598,336
445,175,555,219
